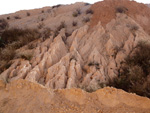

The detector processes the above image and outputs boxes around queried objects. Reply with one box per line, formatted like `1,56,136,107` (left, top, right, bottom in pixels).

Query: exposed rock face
0,79,150,113
1,13,150,91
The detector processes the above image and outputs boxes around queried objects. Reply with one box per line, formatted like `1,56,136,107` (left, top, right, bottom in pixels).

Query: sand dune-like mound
0,79,150,113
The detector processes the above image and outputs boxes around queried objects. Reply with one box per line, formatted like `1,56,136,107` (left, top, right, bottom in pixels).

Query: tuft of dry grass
72,21,77,27
14,16,21,19
41,10,44,13
17,52,33,61
26,12,30,16
7,17,10,20
53,30,59,38
0,19,9,33
0,23,40,74
0,46,15,61
82,17,90,23
116,6,128,13
86,9,94,14
1,28,40,47
0,45,15,73
41,28,52,40
37,22,45,29
52,4,62,9
57,21,66,31
72,9,81,17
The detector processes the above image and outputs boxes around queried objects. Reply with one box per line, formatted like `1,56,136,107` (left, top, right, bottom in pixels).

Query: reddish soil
90,0,150,34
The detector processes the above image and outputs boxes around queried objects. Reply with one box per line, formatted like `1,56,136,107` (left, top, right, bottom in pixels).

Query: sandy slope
0,79,150,113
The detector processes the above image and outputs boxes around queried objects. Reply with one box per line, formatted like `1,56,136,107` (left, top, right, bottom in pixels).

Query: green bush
110,41,150,98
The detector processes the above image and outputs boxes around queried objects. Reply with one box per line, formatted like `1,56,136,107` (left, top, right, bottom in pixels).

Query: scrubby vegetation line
110,41,150,98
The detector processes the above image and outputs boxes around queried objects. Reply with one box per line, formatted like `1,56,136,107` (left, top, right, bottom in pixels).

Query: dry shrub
86,9,94,14
72,9,81,17
72,21,77,27
28,43,35,49
76,9,81,15
130,24,139,31
38,22,45,29
53,30,59,38
65,32,71,37
41,28,52,40
26,12,30,16
116,6,128,13
72,12,78,17
7,41,23,49
7,17,10,20
57,21,66,31
88,62,100,69
17,52,33,61
52,4,62,9
47,9,51,13
0,19,9,47
84,3,90,6
110,41,150,98
41,18,44,21
1,28,40,48
0,46,15,73
82,17,90,23
53,22,66,38
0,46,15,61
14,16,21,19
0,60,12,74
41,10,44,13
0,19,9,33
129,24,139,36
0,28,39,74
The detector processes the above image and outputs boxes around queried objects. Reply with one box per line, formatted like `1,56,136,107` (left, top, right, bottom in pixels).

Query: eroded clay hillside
0,0,150,112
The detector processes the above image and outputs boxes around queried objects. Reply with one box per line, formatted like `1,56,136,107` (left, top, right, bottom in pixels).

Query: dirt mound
90,0,150,34
0,79,150,113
